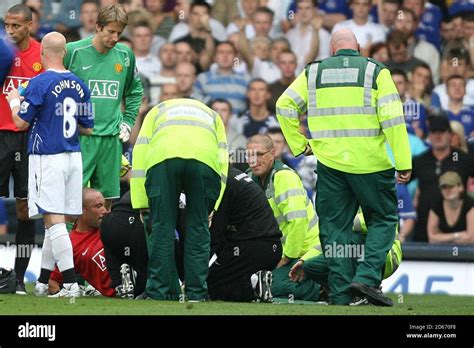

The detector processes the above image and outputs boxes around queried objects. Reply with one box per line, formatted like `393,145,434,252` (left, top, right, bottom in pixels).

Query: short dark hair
215,41,236,54
296,0,318,7
391,69,408,81
131,20,152,33
446,74,466,86
28,6,40,19
255,6,275,19
369,42,388,58
191,0,212,14
387,30,408,47
210,98,233,112
278,49,297,60
349,0,372,5
462,10,474,22
267,127,283,136
398,7,417,22
7,4,32,22
248,78,269,91
411,61,431,74
444,47,470,65
81,0,99,10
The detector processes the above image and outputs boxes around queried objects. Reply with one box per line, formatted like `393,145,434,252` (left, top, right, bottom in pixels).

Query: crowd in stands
0,0,473,244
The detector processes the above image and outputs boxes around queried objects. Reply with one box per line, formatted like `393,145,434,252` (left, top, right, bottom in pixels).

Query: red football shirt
50,228,116,297
0,38,43,131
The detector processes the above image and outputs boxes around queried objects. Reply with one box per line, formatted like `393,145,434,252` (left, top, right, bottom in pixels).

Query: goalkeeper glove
119,122,131,143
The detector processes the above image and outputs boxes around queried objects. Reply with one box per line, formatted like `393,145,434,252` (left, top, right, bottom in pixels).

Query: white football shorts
28,152,83,219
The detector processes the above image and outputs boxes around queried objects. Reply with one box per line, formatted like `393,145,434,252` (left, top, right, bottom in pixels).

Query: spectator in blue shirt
195,41,250,116
391,69,428,138
444,75,474,138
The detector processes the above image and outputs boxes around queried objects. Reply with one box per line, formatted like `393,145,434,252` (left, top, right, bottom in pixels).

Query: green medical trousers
302,232,366,291
271,259,321,301
145,158,220,301
315,162,397,305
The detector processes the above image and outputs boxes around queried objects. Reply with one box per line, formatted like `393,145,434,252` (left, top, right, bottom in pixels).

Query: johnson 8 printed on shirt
18,70,94,155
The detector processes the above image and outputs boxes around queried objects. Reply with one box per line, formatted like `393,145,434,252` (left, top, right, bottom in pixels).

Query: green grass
0,287,473,315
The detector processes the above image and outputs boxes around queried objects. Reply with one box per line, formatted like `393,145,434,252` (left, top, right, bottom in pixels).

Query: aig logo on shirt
88,80,120,99
2,76,30,94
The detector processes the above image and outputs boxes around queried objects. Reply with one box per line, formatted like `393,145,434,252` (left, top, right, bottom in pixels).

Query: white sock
250,274,258,290
40,230,56,271
49,223,74,272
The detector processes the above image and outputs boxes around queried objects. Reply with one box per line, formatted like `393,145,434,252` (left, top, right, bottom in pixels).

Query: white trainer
35,282,49,297
48,282,82,298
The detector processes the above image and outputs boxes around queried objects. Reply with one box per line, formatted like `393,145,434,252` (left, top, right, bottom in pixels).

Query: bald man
7,31,94,297
276,28,411,306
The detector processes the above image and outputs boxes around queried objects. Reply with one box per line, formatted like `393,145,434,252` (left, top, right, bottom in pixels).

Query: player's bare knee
43,214,66,229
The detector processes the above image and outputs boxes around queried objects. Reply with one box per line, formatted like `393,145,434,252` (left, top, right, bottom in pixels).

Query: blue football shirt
19,70,94,155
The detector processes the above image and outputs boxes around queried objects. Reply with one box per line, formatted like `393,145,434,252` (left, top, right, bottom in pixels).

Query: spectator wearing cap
427,171,474,244
410,116,474,242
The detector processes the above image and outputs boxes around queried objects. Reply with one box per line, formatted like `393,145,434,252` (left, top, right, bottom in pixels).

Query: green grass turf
0,287,473,315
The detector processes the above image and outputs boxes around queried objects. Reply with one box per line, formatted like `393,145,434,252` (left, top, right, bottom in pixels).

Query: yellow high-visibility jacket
130,98,229,210
251,160,321,261
276,49,412,174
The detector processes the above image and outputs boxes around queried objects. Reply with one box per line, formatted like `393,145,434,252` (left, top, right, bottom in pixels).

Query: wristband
9,98,21,109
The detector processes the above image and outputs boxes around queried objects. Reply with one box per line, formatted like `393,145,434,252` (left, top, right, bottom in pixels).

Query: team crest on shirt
33,62,42,72
92,248,107,271
115,63,123,73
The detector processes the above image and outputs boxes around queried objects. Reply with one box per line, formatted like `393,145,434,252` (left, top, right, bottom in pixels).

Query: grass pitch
0,286,472,315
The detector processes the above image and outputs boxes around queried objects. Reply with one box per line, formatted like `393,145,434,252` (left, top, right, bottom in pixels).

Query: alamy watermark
324,242,365,261
18,322,55,341
0,242,39,258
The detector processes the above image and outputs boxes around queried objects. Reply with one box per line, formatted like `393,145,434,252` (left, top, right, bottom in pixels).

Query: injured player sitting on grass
46,189,145,298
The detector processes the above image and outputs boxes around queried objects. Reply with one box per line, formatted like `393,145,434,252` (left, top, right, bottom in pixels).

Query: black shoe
15,280,27,295
318,286,329,302
134,292,152,300
350,282,393,307
349,295,369,306
253,270,273,303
